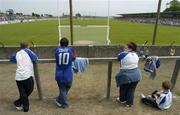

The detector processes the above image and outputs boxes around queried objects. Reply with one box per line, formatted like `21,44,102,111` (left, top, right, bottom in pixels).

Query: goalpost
57,0,61,46
107,0,111,45
60,25,109,45
57,0,111,45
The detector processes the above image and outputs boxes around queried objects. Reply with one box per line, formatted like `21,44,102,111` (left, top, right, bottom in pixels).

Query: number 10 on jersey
59,53,70,65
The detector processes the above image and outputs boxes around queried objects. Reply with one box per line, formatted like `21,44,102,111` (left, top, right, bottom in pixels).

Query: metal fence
0,56,179,100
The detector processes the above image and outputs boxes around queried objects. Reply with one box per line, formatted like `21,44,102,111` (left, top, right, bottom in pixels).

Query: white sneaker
116,97,120,102
141,94,146,98
116,97,126,104
15,106,23,111
126,104,133,107
55,100,62,107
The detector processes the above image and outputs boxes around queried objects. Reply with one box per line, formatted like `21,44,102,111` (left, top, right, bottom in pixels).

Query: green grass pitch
0,19,180,45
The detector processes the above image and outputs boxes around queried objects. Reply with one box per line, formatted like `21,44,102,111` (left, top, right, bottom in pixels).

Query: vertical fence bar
69,0,73,45
106,61,112,99
33,61,43,100
152,0,162,45
170,60,180,91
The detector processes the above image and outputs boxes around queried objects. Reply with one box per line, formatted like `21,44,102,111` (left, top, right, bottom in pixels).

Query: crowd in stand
0,13,7,21
121,17,180,27
0,13,51,25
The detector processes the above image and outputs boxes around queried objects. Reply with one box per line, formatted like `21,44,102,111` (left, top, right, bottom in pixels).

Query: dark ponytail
126,42,137,51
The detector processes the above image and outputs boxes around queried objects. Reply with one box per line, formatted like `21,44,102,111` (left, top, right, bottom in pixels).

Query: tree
170,0,180,7
44,14,53,18
16,13,23,15
75,13,81,18
32,12,35,16
32,12,40,17
164,0,180,12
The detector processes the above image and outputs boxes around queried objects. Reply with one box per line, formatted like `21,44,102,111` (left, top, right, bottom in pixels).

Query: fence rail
0,56,179,100
1,56,180,63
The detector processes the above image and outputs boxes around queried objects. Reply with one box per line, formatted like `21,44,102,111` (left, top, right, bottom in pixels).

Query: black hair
60,37,69,47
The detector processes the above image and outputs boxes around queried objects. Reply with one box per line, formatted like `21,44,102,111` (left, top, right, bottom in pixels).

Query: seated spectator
141,81,172,110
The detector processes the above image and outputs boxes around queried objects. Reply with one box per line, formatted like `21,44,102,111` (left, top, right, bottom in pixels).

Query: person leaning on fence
141,81,172,110
10,42,38,112
55,37,75,108
115,42,142,107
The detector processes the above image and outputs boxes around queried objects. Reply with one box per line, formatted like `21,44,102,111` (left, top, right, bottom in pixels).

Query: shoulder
117,51,128,61
55,47,61,53
23,48,35,54
166,90,172,95
16,50,25,55
23,48,38,61
129,52,139,58
23,48,33,54
68,47,73,50
67,47,73,53
55,47,60,50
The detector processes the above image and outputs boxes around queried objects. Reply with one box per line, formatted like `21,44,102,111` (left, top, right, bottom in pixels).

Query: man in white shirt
10,42,38,112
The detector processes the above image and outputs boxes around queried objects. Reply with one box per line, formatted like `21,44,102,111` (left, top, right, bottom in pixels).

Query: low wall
0,45,179,59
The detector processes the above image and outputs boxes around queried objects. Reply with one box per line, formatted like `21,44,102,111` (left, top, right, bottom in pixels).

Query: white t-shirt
15,50,34,81
118,52,139,70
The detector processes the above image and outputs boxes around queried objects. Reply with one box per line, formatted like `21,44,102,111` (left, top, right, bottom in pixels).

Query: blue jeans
56,81,71,108
119,81,138,106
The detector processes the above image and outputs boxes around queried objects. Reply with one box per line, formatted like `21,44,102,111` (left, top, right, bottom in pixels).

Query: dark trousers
141,90,159,109
56,81,71,108
119,81,138,106
141,96,158,108
14,77,34,112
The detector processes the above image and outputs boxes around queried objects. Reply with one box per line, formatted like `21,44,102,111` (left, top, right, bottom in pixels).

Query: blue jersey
55,46,74,83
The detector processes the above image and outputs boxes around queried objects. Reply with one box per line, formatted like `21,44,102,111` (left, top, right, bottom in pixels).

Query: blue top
55,46,75,83
10,48,38,62
115,68,142,86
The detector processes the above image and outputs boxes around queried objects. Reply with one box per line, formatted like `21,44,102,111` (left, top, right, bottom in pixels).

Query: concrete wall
0,45,179,59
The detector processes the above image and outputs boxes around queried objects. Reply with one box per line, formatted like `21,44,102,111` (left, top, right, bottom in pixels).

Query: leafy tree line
164,0,180,12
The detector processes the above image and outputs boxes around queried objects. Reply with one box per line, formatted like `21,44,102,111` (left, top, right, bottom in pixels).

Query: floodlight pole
152,0,162,45
69,0,73,45
57,0,61,46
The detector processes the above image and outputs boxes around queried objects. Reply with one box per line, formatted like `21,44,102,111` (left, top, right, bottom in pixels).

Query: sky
0,0,176,16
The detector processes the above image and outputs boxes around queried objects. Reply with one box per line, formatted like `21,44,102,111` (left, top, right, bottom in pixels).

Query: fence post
170,60,180,91
33,61,43,100
106,61,112,99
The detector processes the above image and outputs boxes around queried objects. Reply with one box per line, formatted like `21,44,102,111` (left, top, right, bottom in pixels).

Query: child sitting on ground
141,80,172,110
